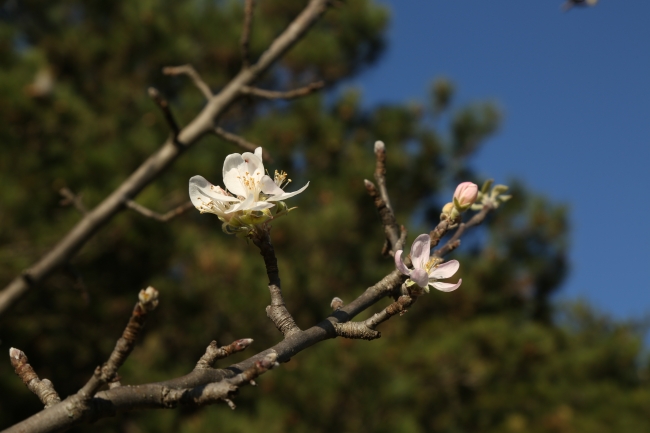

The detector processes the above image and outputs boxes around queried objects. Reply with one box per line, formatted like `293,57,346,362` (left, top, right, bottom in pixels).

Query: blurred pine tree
0,1,648,432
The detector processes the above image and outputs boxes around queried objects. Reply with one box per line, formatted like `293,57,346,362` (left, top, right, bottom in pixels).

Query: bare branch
252,230,301,338
434,204,493,258
334,293,417,340
429,219,450,248
7,267,406,433
213,126,272,162
240,0,256,68
162,65,213,100
148,87,180,139
364,179,400,254
9,348,61,408
125,200,194,222
0,0,331,316
59,188,87,215
195,339,254,370
240,81,325,99
79,287,159,398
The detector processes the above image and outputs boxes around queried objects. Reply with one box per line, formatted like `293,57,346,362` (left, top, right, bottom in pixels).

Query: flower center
424,257,443,274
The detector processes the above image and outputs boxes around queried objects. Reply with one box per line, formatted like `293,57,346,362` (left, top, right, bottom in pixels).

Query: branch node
59,187,88,215
195,338,254,370
330,297,344,310
9,348,62,408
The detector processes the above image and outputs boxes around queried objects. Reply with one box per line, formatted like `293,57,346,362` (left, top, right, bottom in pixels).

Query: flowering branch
0,0,331,317
252,230,301,338
162,65,213,100
213,126,272,162
125,200,194,222
240,81,325,100
9,348,61,408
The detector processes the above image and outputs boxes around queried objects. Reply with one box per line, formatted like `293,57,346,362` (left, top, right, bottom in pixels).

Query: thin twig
252,229,301,338
0,0,332,317
434,204,493,258
213,126,272,162
125,200,194,222
334,294,417,340
240,81,325,99
59,188,87,215
240,0,255,68
364,179,400,254
195,339,254,370
148,87,180,140
9,348,61,408
79,287,159,398
162,65,213,100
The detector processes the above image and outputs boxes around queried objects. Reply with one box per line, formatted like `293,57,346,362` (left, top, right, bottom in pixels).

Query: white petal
394,250,411,276
429,260,460,279
189,176,240,210
261,175,284,195
266,181,310,202
240,151,264,178
410,234,431,270
222,153,244,180
254,147,263,160
248,201,275,211
223,168,247,197
225,193,255,213
430,279,462,292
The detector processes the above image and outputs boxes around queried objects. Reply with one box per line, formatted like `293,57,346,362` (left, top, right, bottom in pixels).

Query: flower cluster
394,234,462,293
189,147,309,236
440,181,479,226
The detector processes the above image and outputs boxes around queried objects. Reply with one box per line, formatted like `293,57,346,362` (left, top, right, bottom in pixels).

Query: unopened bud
374,140,385,154
330,297,344,310
453,182,478,212
138,286,159,311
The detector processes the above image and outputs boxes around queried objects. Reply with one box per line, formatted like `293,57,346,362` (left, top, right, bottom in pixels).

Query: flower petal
240,151,264,178
223,166,247,197
266,181,310,202
248,201,275,211
189,176,240,209
222,153,244,180
394,250,411,276
260,175,284,195
410,234,431,269
225,193,255,213
254,147,263,160
429,260,460,279
410,268,429,288
430,279,462,292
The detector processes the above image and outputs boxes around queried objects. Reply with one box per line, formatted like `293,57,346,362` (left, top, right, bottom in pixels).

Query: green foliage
1,1,648,432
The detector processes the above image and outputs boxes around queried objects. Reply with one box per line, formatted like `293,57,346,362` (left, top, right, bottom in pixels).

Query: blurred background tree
1,1,648,432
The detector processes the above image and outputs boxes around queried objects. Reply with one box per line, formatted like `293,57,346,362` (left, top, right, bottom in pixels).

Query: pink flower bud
453,182,478,209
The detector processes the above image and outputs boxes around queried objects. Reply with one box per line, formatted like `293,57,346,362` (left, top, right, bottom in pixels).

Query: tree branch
240,81,325,99
58,188,87,215
148,87,181,140
213,126,272,162
240,0,255,68
195,339,254,370
0,0,331,317
9,348,61,408
162,65,213,100
125,200,194,222
252,229,301,338
434,204,493,258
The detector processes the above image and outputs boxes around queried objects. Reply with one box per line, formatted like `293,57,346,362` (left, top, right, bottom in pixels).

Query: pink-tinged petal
410,268,429,288
430,279,462,292
410,234,431,269
429,260,460,279
261,175,284,195
266,181,310,202
189,176,239,209
394,250,411,276
254,147,263,160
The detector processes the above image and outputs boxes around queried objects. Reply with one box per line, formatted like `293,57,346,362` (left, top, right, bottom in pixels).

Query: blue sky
354,1,650,320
